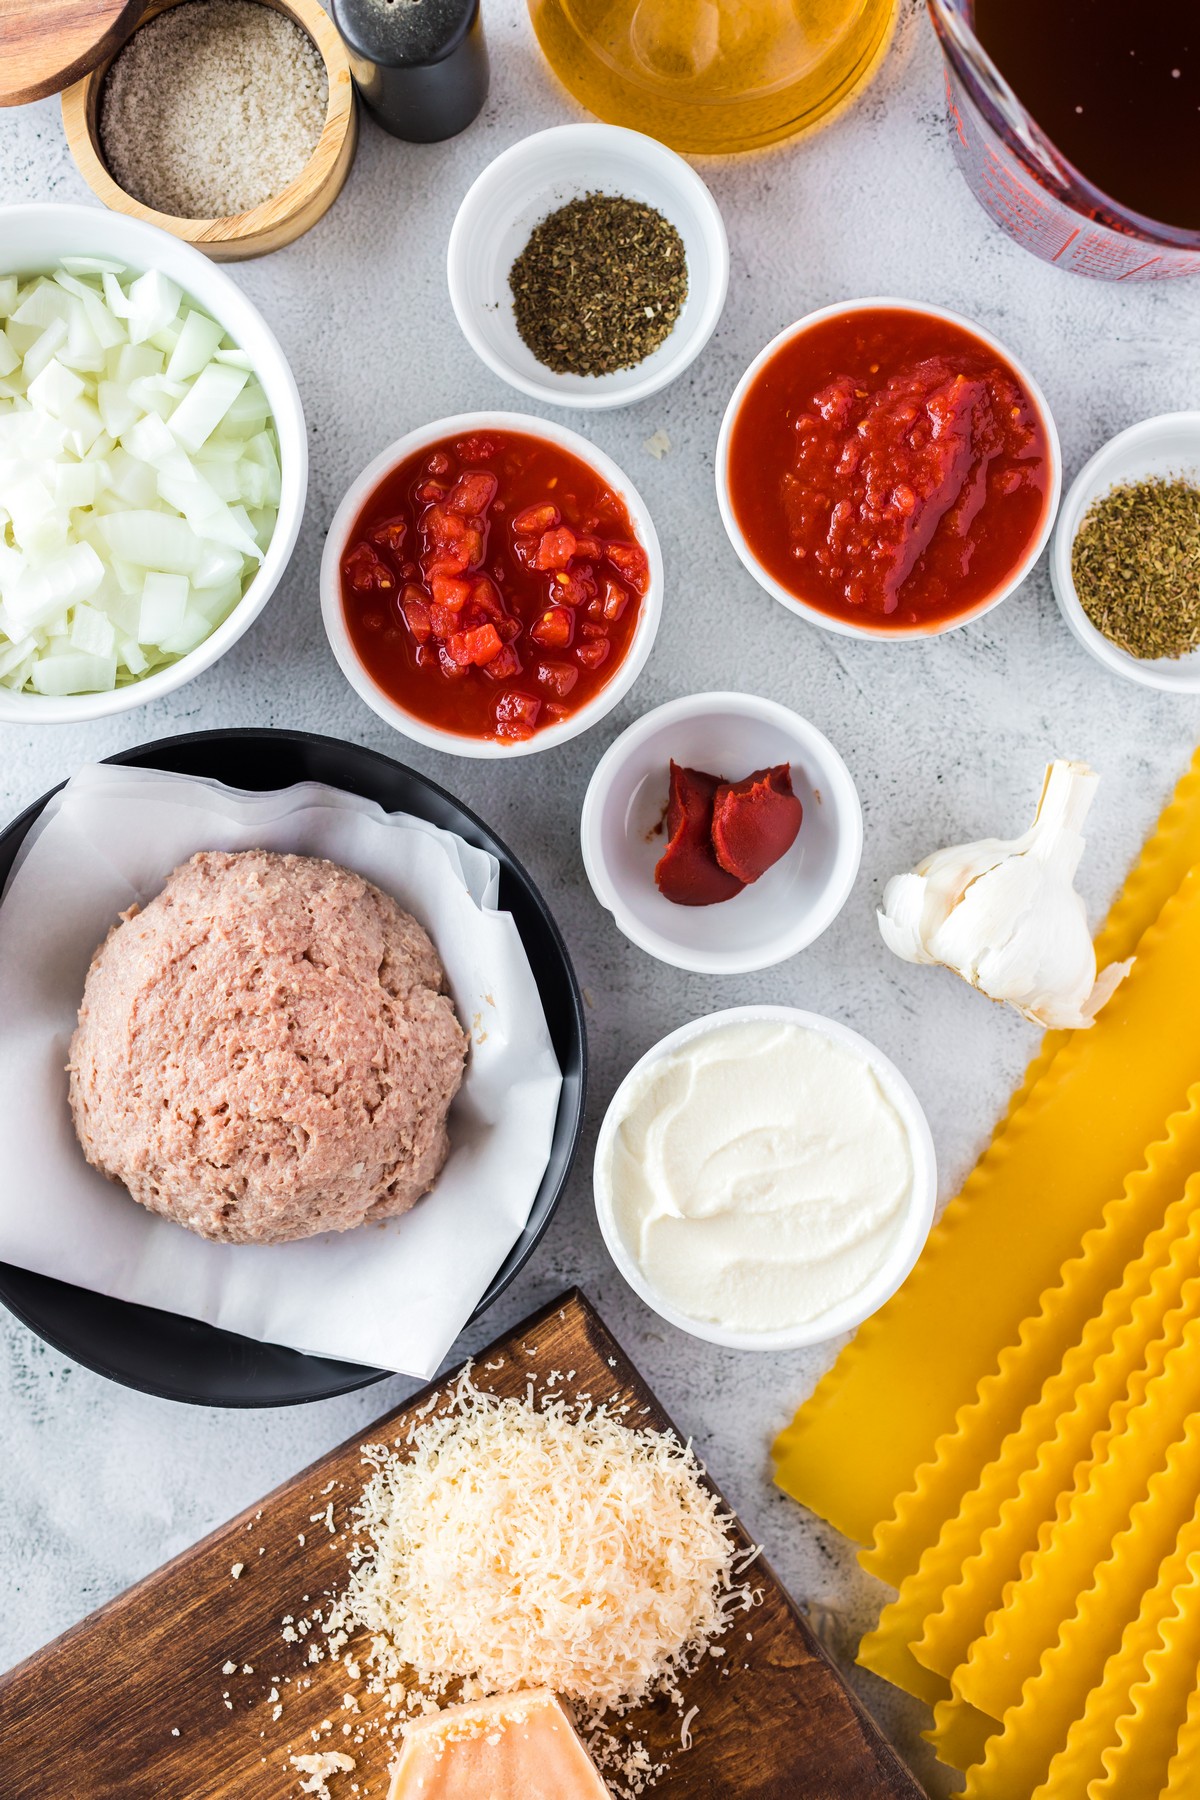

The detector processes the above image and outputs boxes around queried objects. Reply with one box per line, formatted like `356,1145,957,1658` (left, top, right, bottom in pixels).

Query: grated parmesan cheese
324,1370,751,1721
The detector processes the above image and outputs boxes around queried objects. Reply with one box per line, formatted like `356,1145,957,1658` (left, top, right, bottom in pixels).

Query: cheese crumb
230,1563,244,1580
290,1750,355,1799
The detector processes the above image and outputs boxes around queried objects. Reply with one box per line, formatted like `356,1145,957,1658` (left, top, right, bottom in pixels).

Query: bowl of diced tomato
321,413,664,757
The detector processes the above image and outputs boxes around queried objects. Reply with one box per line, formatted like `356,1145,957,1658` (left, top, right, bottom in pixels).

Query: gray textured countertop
2,5,1198,1794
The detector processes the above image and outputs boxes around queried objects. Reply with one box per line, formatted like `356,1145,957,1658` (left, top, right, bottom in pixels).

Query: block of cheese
387,1691,611,1799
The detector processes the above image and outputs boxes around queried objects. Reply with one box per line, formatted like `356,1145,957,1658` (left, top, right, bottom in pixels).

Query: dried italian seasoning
510,193,688,378
1071,476,1200,660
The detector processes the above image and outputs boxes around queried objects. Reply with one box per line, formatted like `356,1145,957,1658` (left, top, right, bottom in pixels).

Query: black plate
0,729,586,1407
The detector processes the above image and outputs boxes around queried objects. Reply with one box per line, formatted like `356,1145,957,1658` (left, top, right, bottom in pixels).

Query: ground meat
67,851,468,1245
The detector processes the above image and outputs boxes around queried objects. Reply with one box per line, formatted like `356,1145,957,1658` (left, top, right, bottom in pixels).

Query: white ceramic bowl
594,1004,938,1352
446,124,729,411
1051,412,1200,692
320,411,664,759
580,691,862,973
715,297,1061,641
0,203,307,724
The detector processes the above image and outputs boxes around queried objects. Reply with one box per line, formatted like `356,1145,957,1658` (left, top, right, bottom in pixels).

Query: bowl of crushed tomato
321,414,663,756
716,300,1060,639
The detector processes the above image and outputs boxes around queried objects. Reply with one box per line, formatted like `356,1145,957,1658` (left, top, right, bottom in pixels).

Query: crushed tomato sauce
341,430,649,742
727,309,1052,631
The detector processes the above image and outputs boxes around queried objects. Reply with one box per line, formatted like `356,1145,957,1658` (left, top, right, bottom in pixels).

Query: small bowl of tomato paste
580,691,863,975
716,299,1060,639
322,413,663,757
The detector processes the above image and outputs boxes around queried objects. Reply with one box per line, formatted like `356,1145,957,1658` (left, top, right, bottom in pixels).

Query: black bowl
0,729,586,1407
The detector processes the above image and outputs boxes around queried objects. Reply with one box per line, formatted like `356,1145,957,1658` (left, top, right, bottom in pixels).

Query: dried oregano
1071,477,1200,660
509,193,688,378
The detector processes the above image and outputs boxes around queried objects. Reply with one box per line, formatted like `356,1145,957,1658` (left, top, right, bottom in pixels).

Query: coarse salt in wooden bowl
61,0,357,261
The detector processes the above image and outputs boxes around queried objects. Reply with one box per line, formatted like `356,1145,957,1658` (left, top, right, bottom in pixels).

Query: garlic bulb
878,760,1132,1031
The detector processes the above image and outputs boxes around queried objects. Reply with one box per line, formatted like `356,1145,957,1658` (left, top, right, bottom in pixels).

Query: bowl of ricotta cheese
594,1005,937,1351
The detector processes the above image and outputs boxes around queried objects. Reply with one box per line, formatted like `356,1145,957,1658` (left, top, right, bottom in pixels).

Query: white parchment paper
0,765,563,1377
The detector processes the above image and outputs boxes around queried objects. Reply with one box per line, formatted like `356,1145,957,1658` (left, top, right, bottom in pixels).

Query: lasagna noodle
960,1407,1200,1800
860,1146,1200,1698
774,815,1200,1547
957,1310,1200,1728
1043,1517,1200,1800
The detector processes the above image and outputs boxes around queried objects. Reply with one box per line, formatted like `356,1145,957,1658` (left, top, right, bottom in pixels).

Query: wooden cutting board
0,1290,926,1800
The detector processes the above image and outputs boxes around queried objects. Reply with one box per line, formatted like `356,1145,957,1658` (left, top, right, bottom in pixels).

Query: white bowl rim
715,294,1063,642
0,202,307,724
579,689,864,973
593,1002,938,1352
446,122,730,412
319,409,664,759
1050,410,1200,693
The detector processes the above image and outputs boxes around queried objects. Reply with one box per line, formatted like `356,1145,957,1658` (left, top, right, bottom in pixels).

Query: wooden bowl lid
0,0,145,106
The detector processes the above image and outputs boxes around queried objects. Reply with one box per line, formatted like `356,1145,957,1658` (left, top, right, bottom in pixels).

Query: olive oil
974,0,1200,231
527,0,898,155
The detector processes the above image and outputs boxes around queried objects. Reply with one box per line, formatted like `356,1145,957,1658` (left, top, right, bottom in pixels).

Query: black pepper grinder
331,0,488,142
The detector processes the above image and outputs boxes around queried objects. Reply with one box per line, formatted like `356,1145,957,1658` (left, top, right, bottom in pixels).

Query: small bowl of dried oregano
447,122,729,411
1051,411,1200,693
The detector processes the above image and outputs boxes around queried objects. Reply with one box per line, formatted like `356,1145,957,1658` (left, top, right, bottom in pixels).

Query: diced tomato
429,603,460,637
371,516,407,554
533,527,578,570
494,691,542,739
455,434,497,461
343,542,394,593
605,540,649,591
446,623,504,667
424,550,467,580
553,567,596,608
449,471,498,516
437,644,469,680
467,575,503,619
342,428,648,747
430,573,471,612
512,502,560,534
602,578,629,621
482,643,522,681
530,607,573,649
400,587,432,643
536,660,579,699
576,638,611,670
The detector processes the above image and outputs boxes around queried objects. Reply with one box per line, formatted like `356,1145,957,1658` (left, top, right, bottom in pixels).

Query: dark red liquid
727,308,1052,632
341,430,648,743
973,0,1200,231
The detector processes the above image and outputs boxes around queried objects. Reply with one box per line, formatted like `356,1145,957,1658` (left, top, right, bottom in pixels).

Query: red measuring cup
928,0,1200,280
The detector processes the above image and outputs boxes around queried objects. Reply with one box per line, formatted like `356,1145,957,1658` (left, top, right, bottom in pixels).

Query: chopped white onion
0,264,278,695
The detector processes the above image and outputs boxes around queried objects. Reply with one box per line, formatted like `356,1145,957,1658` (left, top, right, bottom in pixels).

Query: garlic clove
877,871,937,964
876,759,1131,1032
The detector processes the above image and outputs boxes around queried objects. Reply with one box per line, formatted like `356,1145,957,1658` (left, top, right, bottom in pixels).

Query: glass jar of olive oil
528,0,898,154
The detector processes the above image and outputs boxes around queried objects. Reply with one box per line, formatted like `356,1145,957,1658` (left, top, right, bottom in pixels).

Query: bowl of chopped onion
0,204,306,722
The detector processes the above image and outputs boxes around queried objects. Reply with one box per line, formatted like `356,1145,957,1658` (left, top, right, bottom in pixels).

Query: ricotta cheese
602,1019,913,1333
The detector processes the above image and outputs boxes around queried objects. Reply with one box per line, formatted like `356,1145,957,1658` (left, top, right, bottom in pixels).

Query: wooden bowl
61,0,357,261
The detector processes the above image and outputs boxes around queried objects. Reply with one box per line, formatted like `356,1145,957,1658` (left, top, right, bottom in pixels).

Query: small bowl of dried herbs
1052,412,1200,692
446,123,728,410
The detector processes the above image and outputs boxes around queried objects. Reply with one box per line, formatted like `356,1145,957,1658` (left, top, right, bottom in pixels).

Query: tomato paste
726,308,1052,631
655,761,802,906
341,430,649,741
